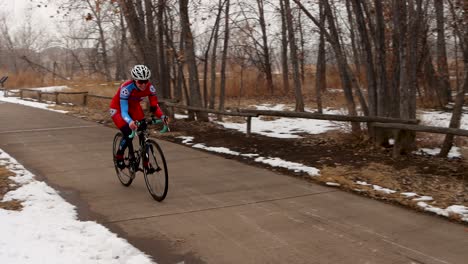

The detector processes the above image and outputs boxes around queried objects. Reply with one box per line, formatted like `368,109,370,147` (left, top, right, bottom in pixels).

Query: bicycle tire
143,140,168,201
113,132,135,186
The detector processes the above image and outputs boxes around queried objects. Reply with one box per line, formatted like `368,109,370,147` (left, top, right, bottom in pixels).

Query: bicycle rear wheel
113,132,135,186
143,140,168,201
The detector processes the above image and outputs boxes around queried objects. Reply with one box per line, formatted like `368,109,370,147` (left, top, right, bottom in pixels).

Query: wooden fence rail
4,89,468,139
239,109,419,124
371,123,468,137
164,102,258,136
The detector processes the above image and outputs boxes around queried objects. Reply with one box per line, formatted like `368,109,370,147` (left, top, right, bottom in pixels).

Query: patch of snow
419,110,468,130
26,86,69,92
372,185,397,194
0,149,154,264
192,144,241,156
0,90,68,113
414,147,461,159
241,153,260,158
401,192,418,197
356,181,371,186
413,196,433,202
255,157,320,177
177,136,194,145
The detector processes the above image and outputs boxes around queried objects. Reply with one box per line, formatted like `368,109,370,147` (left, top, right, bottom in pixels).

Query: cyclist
110,64,168,170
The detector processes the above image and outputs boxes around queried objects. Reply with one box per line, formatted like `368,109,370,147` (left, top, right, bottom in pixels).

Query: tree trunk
203,0,224,108
179,0,208,121
374,0,391,146
439,71,467,157
115,11,127,80
257,0,274,95
218,0,231,117
439,23,468,157
279,0,290,94
209,17,221,110
157,0,170,98
323,0,360,132
394,0,423,157
434,0,451,104
421,34,447,107
390,0,401,118
350,0,377,116
315,1,326,114
298,10,306,84
143,0,161,88
284,0,304,112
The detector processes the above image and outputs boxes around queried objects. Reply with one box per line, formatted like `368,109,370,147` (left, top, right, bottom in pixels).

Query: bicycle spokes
143,140,168,201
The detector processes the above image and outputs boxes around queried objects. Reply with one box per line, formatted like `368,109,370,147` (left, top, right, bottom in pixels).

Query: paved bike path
0,102,467,264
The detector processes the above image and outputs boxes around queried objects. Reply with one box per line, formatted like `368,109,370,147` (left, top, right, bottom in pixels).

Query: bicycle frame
127,128,150,173
127,118,168,172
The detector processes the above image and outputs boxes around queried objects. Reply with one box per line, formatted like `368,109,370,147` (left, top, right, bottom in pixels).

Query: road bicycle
112,117,169,201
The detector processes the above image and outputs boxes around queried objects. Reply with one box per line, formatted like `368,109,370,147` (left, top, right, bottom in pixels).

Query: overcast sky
0,0,57,31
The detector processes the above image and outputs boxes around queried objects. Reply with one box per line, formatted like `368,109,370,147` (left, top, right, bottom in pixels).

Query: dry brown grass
318,161,468,212
0,166,23,211
5,70,45,88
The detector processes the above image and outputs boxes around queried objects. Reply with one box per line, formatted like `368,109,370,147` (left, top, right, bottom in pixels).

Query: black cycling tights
116,120,148,156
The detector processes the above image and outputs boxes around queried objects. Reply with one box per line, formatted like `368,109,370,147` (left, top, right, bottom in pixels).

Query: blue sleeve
119,86,132,124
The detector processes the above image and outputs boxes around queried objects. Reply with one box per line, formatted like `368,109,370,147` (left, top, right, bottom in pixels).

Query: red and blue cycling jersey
110,80,163,129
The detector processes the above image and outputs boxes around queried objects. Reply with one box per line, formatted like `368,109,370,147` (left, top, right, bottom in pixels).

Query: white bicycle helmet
131,65,151,80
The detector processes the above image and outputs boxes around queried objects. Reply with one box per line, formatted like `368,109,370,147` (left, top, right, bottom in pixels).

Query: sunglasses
136,80,148,84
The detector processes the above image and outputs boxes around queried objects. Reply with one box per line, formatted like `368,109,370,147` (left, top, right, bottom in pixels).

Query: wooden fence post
83,92,88,106
55,92,59,104
38,91,42,102
246,116,252,137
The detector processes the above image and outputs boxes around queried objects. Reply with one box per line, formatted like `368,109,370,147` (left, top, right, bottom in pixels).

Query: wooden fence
2,88,468,139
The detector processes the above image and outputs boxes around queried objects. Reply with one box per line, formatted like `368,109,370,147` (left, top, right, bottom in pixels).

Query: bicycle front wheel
143,140,168,201
113,132,135,186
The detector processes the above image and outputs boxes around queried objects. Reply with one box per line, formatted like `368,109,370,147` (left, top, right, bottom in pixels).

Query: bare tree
439,0,467,157
279,0,290,93
284,0,304,112
218,0,231,115
256,0,275,94
293,0,360,132
434,0,451,104
119,0,164,95
314,0,326,113
179,0,208,121
157,0,171,98
201,0,225,108
209,17,221,110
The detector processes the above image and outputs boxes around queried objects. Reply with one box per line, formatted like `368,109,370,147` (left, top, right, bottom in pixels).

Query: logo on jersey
120,87,130,97
109,108,117,116
150,85,156,94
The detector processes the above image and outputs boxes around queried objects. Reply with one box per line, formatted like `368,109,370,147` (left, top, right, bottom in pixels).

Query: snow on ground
25,86,70,92
413,147,461,159
216,104,347,138
419,109,468,130
1,87,468,262
0,150,155,264
0,89,68,113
